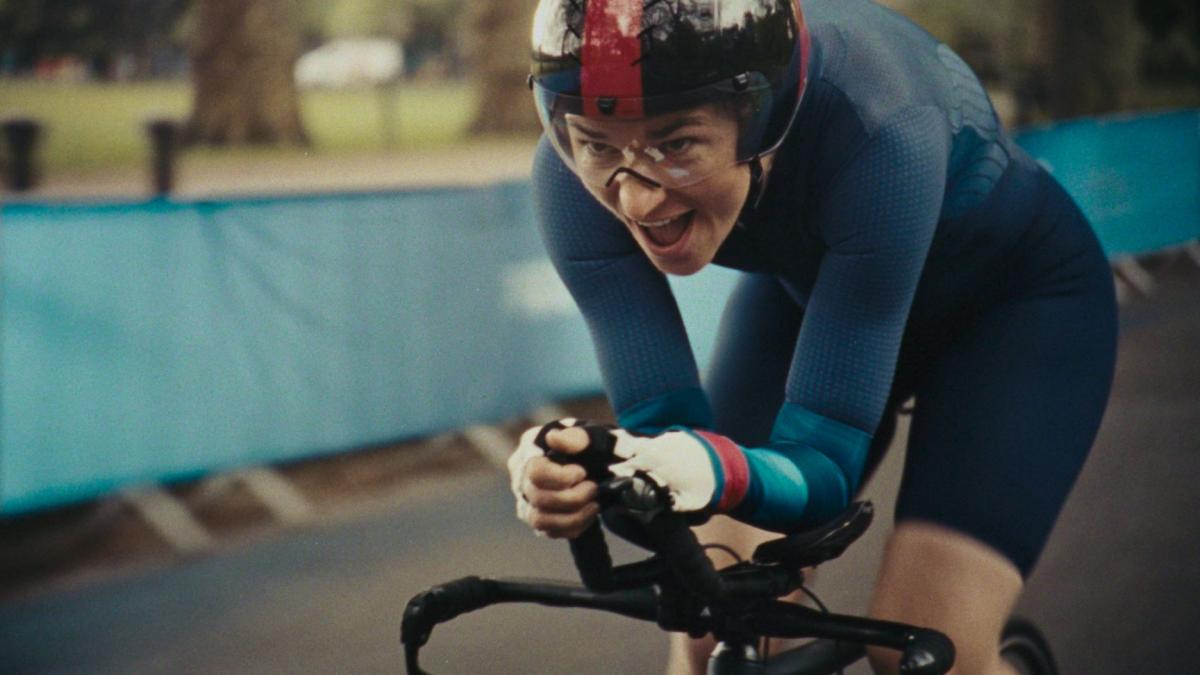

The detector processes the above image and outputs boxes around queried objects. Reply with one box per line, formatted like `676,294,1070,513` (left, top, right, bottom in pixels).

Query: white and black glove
607,428,717,513
507,419,720,534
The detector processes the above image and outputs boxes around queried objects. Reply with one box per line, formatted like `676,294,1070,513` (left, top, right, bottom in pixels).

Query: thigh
705,273,802,446
895,268,1118,577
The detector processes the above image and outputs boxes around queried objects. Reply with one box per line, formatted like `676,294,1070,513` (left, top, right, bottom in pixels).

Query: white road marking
528,404,570,425
1113,257,1156,297
120,486,214,554
235,467,314,526
463,425,513,468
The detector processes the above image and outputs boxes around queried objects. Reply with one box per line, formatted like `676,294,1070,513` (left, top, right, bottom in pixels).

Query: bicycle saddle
751,501,874,569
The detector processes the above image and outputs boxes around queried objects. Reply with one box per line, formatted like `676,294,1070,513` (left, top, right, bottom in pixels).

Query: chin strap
746,154,767,211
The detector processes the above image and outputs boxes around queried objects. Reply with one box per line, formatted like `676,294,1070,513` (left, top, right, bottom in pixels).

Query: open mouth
636,211,694,250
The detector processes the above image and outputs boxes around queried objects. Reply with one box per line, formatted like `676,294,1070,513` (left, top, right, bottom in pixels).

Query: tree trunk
467,0,541,135
186,0,308,146
1037,0,1141,119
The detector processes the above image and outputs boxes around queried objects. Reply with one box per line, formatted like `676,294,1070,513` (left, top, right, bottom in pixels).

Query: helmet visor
533,77,777,189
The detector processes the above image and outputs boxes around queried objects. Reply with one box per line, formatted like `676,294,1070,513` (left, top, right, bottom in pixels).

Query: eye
582,141,618,157
658,137,694,155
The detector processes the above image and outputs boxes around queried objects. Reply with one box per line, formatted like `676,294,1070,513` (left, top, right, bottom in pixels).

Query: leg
868,258,1117,674
866,522,1022,675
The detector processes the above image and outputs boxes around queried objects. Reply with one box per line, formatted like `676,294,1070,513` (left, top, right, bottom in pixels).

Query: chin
651,253,708,277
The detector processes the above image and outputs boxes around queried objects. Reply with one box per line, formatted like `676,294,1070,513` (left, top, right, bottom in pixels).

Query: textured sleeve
701,107,951,531
760,106,950,522
531,137,713,432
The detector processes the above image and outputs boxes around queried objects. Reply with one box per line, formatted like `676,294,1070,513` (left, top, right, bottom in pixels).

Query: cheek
703,172,749,221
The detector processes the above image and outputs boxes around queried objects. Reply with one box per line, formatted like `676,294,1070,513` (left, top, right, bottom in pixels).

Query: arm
532,136,714,432
621,108,952,530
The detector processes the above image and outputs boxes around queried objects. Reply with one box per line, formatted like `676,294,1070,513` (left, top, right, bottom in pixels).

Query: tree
1136,0,1200,83
905,0,1143,123
467,0,540,135
0,0,189,77
186,0,308,146
1036,0,1142,119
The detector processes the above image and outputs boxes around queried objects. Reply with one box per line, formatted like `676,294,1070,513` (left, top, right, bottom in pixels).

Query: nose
615,170,668,222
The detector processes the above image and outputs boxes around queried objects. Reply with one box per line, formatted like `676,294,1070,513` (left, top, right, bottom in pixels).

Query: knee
866,521,1023,674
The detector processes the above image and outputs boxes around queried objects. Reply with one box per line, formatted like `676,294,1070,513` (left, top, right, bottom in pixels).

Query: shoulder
804,0,952,135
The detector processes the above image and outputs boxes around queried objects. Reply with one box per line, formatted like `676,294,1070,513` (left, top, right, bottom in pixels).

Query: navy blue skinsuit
532,0,1117,577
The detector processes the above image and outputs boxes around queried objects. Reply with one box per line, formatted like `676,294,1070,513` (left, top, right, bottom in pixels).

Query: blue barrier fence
1014,108,1199,256
0,185,739,514
1,109,1195,514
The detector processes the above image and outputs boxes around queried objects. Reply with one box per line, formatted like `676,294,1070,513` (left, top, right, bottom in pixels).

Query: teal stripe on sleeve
729,443,853,531
770,402,873,494
732,449,808,530
617,387,714,435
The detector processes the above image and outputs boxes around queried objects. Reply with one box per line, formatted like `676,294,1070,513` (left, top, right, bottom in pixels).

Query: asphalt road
0,258,1196,674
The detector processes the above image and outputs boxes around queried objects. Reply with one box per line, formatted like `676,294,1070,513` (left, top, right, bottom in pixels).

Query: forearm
691,403,872,531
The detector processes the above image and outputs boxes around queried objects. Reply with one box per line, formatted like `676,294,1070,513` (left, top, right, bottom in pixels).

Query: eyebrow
566,120,608,140
567,114,710,141
647,115,708,140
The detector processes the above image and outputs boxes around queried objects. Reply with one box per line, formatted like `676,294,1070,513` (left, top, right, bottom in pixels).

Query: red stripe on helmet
794,0,811,105
580,0,644,118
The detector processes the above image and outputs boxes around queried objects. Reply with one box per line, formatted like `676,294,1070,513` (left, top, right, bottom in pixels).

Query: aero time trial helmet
530,0,810,190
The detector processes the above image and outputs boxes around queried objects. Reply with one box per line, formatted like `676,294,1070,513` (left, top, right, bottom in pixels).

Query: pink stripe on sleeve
695,430,749,513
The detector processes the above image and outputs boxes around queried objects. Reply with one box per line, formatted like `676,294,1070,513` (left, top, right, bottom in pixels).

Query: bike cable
795,584,845,675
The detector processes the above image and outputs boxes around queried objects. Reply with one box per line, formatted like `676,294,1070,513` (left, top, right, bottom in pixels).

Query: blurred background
0,1,1197,673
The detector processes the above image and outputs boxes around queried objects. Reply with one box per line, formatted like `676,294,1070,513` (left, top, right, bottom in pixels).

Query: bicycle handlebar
402,575,660,674
566,476,727,601
402,424,956,674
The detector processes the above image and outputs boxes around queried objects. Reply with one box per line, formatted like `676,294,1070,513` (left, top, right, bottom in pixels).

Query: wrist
679,428,750,514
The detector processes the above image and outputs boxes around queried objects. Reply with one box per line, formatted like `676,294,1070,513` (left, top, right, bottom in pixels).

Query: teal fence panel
0,186,739,514
1014,108,1200,256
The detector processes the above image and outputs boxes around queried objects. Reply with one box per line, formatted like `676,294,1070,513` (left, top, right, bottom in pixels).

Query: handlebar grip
401,576,501,674
569,522,615,592
402,576,494,648
899,629,956,674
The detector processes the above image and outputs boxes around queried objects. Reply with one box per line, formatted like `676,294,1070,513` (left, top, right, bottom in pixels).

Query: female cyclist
506,1,1117,673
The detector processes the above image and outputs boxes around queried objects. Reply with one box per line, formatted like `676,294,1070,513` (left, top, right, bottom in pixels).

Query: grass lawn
0,80,481,174
0,78,1191,178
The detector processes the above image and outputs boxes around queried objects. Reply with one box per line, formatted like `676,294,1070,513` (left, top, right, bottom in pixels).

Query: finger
544,426,590,455
561,515,601,540
530,502,600,539
526,455,586,490
527,480,598,514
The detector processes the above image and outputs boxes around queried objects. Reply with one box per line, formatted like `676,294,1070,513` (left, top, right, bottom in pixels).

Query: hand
507,420,600,539
609,428,717,512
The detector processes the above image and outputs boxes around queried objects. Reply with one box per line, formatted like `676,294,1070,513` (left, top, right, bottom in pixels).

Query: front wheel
999,618,1058,675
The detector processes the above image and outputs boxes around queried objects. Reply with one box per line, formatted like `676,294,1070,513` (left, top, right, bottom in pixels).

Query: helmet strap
746,155,766,210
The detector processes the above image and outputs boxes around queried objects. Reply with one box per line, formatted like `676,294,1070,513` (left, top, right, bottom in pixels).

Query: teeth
636,214,684,228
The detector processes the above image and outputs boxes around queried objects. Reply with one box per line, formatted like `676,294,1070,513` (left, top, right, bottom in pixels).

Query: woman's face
564,106,751,276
